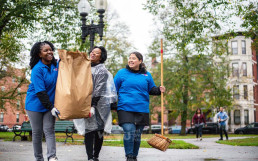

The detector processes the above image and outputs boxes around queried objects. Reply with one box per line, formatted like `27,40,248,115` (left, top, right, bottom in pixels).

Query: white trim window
231,41,238,55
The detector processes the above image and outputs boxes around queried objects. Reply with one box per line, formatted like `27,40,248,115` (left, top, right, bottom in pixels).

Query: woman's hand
160,86,166,93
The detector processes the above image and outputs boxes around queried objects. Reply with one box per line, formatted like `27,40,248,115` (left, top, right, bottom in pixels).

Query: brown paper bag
55,50,93,119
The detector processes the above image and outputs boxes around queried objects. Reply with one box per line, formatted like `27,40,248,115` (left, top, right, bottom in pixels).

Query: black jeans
85,130,104,160
195,125,203,138
219,125,228,140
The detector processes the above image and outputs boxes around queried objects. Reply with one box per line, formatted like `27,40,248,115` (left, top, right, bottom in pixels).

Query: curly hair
90,46,107,63
29,41,57,69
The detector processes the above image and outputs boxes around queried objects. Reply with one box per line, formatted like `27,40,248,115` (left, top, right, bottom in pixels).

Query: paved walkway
0,137,258,161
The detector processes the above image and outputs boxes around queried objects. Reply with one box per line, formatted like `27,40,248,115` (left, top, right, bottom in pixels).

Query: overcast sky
107,0,155,55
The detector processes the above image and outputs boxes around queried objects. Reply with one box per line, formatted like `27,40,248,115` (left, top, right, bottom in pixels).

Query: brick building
0,68,29,128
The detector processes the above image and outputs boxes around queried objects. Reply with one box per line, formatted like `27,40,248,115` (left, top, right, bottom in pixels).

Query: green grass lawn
216,137,258,146
1,132,257,149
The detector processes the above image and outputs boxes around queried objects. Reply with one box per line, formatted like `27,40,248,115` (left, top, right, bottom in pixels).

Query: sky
107,0,156,55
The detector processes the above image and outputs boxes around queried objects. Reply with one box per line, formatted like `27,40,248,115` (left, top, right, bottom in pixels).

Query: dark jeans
121,123,144,158
195,124,203,138
85,130,104,160
219,125,228,140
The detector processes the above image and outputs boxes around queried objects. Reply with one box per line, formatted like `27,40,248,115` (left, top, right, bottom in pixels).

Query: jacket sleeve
36,91,54,110
192,114,195,124
149,86,161,95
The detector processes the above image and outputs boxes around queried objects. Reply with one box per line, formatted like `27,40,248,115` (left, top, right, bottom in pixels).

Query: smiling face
90,48,102,64
39,44,53,65
128,54,142,70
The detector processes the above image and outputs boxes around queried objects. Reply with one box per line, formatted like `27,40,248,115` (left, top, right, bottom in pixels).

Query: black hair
91,46,107,63
29,41,57,69
129,51,146,69
195,108,202,114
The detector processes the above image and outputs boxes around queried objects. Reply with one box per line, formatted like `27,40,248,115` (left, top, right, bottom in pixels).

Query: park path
0,137,257,161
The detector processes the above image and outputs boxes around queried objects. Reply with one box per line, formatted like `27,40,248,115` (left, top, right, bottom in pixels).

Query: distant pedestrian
217,107,229,140
114,51,165,161
25,41,59,161
192,108,206,141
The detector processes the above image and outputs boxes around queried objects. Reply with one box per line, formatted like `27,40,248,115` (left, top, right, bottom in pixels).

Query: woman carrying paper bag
73,46,117,161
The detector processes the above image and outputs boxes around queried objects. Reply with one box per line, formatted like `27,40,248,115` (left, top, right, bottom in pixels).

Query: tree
0,0,82,110
145,0,234,135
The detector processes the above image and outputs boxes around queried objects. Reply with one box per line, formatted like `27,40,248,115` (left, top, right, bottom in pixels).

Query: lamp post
78,0,107,51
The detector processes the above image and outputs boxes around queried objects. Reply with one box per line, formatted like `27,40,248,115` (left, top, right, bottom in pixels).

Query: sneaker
218,138,223,141
126,155,134,161
200,137,202,141
49,156,58,161
133,156,137,161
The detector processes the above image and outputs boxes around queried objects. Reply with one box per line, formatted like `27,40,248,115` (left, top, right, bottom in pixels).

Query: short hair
91,46,107,63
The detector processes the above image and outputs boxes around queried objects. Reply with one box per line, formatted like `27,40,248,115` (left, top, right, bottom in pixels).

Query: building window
1,86,5,91
244,85,248,100
234,110,240,125
232,63,239,77
228,110,231,125
0,113,4,122
16,113,20,123
233,85,240,100
158,112,161,123
244,110,249,125
242,40,246,54
242,62,247,76
17,88,21,94
205,92,209,102
17,100,20,110
12,77,16,83
231,41,238,55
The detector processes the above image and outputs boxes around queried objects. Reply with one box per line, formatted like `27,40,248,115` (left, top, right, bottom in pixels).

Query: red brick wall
252,47,258,122
0,68,29,128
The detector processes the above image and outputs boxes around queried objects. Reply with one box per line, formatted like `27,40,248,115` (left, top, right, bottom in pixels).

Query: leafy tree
145,0,234,134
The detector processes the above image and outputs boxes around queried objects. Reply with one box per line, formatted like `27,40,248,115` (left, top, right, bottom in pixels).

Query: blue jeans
121,123,144,157
195,124,203,138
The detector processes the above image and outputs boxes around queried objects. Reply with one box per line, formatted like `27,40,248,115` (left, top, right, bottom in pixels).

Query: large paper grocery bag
55,50,92,119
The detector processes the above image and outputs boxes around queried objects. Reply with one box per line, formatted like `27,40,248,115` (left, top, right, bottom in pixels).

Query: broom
147,38,172,151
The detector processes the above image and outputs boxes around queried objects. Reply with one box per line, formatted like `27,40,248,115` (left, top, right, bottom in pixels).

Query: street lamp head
95,0,107,10
78,0,91,14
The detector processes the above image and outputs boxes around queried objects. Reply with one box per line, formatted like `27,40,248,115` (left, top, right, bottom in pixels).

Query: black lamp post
78,0,107,51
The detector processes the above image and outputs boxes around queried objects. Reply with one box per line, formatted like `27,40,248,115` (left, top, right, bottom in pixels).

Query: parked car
168,125,189,134
187,122,219,134
12,125,21,130
111,125,123,134
234,122,258,134
0,124,9,132
142,125,167,134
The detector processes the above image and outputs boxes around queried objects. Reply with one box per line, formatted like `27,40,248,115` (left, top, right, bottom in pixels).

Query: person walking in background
192,108,206,141
114,52,165,161
74,46,116,161
217,106,229,140
25,41,59,161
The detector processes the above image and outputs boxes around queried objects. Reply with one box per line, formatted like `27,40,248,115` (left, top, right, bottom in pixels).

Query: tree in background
145,0,235,134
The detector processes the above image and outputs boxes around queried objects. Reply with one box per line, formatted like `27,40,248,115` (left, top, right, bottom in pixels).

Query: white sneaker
49,156,58,161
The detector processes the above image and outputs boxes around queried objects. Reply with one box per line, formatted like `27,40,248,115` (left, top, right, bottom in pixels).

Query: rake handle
161,39,164,136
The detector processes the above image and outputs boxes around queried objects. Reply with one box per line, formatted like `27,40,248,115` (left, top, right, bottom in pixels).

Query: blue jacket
217,111,228,126
25,60,58,112
114,68,156,113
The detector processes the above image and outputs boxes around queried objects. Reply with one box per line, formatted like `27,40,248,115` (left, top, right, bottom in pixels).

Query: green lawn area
1,132,257,149
216,137,258,146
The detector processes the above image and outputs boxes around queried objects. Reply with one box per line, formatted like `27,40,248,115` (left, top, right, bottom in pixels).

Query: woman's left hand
160,86,166,93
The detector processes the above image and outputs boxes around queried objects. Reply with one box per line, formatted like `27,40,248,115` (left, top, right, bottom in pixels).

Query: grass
216,137,258,146
2,132,257,148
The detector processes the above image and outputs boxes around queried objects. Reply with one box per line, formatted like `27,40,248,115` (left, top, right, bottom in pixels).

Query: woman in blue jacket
114,52,165,161
25,41,59,161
